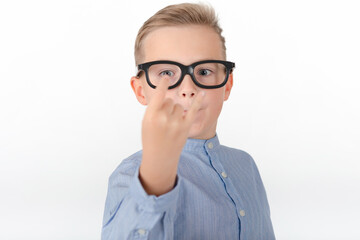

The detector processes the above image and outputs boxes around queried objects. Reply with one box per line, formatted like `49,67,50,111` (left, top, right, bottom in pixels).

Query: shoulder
217,145,266,190
216,144,262,178
217,145,256,166
102,151,143,228
108,150,143,184
105,150,142,205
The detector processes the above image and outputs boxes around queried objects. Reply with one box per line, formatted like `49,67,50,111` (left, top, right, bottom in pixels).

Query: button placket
205,141,246,222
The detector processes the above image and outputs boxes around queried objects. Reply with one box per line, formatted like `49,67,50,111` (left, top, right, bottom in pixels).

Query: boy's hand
139,78,205,196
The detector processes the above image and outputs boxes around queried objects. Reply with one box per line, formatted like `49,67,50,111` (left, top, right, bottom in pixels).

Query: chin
187,124,215,140
186,111,218,139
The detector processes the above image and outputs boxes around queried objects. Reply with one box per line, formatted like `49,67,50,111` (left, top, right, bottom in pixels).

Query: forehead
142,25,224,64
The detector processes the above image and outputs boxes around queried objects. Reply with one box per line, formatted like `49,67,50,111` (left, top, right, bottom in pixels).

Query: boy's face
131,25,233,139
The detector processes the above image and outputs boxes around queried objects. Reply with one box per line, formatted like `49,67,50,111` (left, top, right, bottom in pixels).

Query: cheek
205,89,225,107
203,92,225,116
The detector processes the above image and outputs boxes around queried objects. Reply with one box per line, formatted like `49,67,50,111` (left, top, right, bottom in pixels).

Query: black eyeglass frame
136,60,235,89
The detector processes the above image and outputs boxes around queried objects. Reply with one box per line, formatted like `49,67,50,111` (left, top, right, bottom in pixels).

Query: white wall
1,0,359,239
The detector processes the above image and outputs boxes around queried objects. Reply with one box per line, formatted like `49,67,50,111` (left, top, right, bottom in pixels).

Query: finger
148,77,170,109
171,103,184,117
185,91,205,124
162,98,175,114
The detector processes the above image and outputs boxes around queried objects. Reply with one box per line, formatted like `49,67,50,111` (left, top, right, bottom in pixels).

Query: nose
179,75,197,98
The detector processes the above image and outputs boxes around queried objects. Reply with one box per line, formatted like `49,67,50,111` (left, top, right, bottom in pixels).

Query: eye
197,69,212,76
159,70,175,77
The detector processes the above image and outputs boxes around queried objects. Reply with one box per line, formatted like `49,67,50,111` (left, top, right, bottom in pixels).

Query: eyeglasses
136,60,235,89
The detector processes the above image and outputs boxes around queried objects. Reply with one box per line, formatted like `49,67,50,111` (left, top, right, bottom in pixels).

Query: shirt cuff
128,165,181,214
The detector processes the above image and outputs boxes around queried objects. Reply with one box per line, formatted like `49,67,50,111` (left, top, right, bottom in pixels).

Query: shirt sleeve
101,154,180,240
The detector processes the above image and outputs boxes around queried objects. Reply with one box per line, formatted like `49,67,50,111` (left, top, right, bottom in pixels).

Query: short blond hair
134,3,226,65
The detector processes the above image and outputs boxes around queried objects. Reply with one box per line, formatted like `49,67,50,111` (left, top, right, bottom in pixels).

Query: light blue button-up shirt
102,135,275,239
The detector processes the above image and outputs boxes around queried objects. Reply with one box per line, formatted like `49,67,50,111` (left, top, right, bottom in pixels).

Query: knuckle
144,111,166,125
153,112,167,125
163,98,174,106
174,104,183,112
169,119,180,128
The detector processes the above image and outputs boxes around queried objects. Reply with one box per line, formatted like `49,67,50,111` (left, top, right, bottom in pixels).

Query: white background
1,0,359,239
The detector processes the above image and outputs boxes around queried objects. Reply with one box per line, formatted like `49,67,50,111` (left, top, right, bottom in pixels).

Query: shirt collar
183,134,220,152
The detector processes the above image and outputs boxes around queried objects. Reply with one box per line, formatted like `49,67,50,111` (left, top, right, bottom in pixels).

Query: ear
130,76,148,105
223,73,233,101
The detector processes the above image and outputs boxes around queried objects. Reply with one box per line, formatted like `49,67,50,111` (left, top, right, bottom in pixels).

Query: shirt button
207,142,214,149
137,229,146,235
239,210,246,217
221,172,227,178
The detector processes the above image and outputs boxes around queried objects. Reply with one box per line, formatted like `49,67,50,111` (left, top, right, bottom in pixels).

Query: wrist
139,164,177,196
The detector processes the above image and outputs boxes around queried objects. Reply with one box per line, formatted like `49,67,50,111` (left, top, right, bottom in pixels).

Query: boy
102,3,275,239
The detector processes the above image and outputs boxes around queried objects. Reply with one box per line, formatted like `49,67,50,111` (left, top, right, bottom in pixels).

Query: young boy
102,3,275,239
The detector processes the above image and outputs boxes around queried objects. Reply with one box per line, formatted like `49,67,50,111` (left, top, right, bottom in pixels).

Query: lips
182,108,203,116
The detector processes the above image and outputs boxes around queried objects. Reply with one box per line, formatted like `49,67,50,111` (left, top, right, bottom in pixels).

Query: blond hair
134,3,226,65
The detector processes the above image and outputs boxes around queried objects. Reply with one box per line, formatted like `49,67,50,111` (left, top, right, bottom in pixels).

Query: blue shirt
102,135,275,239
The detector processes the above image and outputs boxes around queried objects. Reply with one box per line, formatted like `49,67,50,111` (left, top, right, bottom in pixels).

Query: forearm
139,149,180,196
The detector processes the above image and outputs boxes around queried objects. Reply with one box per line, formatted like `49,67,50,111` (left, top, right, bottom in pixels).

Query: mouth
182,108,203,116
